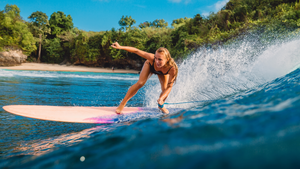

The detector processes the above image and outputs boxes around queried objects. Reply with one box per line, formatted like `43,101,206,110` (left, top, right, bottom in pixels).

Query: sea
1,33,300,169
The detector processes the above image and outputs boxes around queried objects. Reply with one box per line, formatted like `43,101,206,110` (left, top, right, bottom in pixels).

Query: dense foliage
28,11,50,62
0,5,36,54
1,0,300,69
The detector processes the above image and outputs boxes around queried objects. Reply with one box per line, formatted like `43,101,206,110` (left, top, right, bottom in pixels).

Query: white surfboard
3,105,182,124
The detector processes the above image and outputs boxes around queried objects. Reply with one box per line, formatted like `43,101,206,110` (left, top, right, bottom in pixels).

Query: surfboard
3,105,182,124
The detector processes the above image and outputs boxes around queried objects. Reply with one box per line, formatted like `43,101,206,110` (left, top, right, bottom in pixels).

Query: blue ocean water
1,36,300,169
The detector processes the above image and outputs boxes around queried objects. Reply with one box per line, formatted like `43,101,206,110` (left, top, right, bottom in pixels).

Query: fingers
112,42,119,46
111,42,119,49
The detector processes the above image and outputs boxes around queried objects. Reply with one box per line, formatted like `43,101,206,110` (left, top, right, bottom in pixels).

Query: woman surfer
111,42,178,114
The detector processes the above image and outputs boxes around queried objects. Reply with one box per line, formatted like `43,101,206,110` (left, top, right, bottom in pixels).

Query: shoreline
0,63,140,74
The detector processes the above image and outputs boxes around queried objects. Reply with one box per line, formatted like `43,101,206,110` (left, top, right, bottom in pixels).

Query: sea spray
251,39,300,81
144,32,300,108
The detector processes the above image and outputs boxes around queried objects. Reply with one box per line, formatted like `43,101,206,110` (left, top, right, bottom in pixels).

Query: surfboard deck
3,105,182,124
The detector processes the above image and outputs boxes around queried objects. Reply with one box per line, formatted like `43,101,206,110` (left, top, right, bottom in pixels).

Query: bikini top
149,57,173,75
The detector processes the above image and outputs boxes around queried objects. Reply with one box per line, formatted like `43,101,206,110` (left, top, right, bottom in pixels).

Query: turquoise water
1,36,300,168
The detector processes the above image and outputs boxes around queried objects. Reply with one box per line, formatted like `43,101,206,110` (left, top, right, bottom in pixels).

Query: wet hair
156,47,178,83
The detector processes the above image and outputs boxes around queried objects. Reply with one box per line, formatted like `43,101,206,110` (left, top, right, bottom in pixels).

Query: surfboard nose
3,105,14,112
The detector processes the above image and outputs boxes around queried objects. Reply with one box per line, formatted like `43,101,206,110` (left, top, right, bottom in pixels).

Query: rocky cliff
0,49,27,66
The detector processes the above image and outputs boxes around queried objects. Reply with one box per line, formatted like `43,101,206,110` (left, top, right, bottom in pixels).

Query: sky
0,0,229,32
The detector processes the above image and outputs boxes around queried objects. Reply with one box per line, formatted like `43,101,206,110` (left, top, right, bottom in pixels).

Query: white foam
0,69,140,81
144,34,300,108
251,39,300,81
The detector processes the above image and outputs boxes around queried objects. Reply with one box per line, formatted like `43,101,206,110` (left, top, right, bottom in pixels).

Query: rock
0,49,27,66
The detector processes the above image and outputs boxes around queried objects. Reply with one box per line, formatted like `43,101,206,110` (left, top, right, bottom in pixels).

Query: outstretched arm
111,42,154,61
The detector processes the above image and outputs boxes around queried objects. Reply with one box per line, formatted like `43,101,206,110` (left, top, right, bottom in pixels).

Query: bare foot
115,104,125,114
159,107,169,114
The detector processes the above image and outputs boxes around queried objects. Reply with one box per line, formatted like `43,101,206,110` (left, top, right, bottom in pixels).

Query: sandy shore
0,63,140,74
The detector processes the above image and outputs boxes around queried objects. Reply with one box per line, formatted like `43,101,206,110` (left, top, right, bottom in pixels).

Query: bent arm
158,68,176,103
111,42,154,61
159,85,173,102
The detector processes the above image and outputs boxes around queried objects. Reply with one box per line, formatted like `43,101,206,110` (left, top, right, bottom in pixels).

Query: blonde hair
156,47,178,83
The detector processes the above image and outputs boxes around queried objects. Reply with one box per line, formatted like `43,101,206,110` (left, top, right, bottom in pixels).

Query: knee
161,87,166,92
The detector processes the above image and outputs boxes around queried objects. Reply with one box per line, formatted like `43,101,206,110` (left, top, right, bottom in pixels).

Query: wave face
1,33,300,168
145,33,300,108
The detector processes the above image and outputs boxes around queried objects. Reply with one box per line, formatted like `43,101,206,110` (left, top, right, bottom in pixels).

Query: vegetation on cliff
0,5,36,55
0,0,300,69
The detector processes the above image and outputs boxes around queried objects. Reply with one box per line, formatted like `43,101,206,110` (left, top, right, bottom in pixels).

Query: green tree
70,31,99,64
0,4,36,54
28,11,50,62
49,11,73,37
151,19,168,28
0,11,6,48
43,38,64,63
4,4,20,18
139,21,151,29
118,15,136,31
171,17,191,27
57,28,79,63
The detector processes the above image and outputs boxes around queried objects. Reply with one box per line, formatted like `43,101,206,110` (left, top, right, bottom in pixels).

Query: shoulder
168,66,177,76
142,52,155,61
146,54,155,64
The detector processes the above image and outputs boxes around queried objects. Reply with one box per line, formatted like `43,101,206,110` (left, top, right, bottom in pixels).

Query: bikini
149,57,173,75
149,57,173,109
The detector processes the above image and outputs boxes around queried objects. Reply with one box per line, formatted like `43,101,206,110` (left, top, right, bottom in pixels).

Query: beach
0,63,140,74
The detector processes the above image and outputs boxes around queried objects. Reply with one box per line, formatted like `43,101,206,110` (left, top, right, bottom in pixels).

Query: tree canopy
118,15,136,31
49,11,73,36
151,19,168,28
28,11,50,62
4,4,20,18
0,4,36,54
28,11,50,35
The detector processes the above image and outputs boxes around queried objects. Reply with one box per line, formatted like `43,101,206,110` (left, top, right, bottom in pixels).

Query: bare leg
157,74,170,114
116,61,152,114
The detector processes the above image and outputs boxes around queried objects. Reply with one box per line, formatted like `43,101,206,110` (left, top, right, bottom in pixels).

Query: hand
157,98,164,106
157,98,169,114
111,42,121,49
